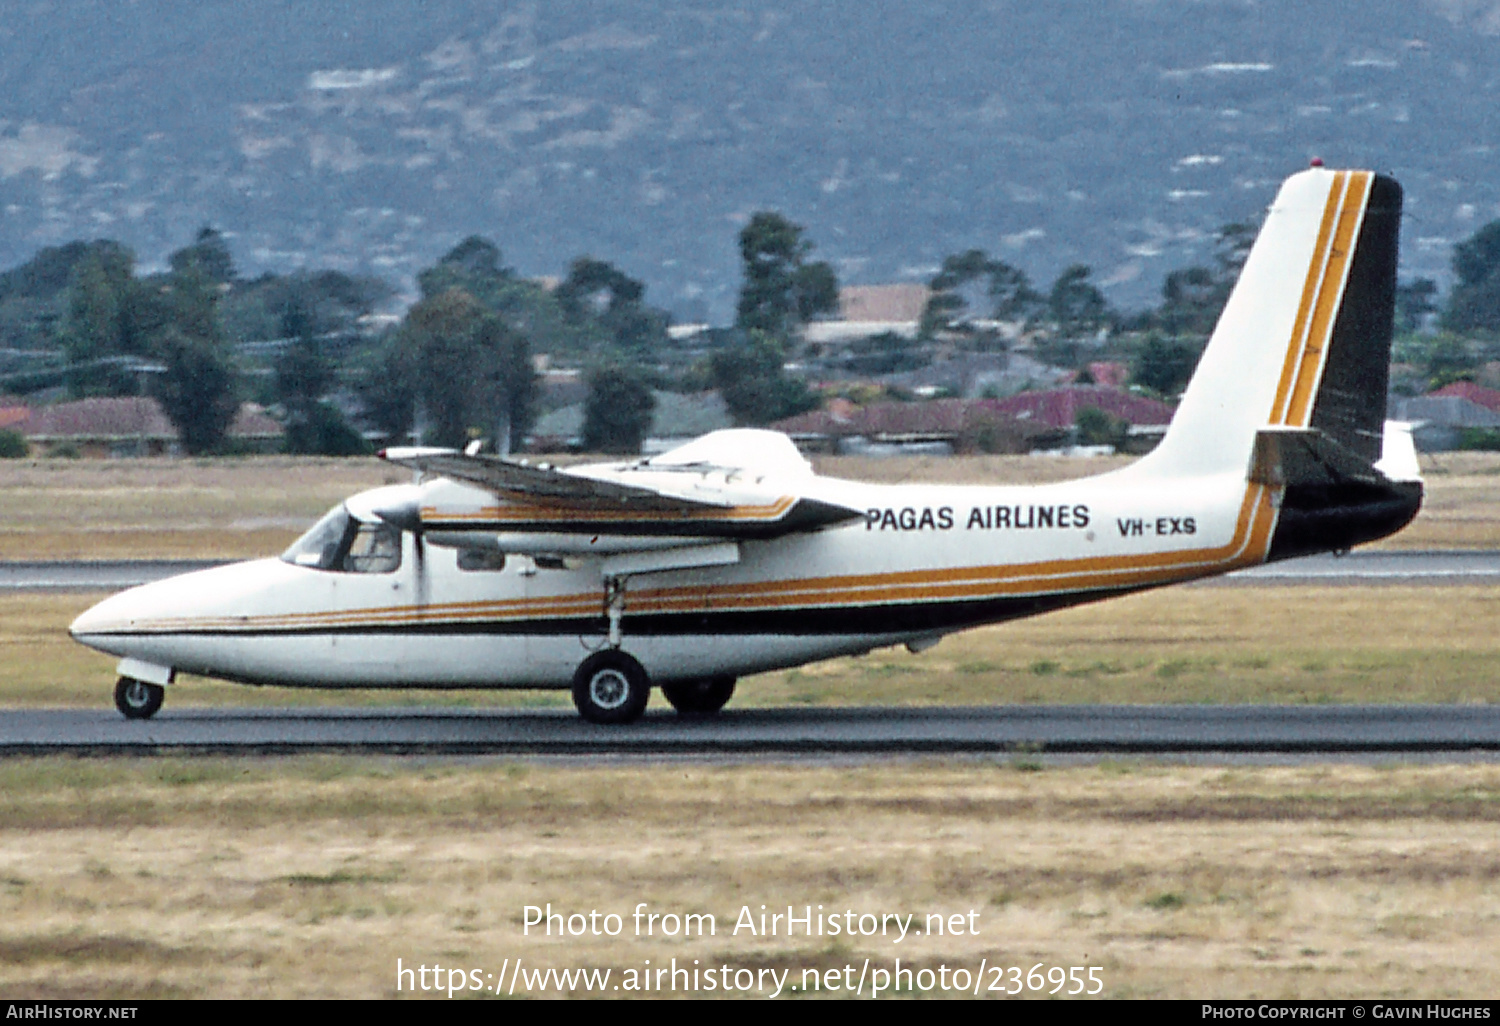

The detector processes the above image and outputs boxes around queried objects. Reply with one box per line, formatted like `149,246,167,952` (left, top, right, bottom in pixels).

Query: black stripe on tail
1308,174,1401,465
1269,175,1420,561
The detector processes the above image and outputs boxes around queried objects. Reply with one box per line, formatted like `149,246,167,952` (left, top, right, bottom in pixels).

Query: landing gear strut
660,676,736,715
114,676,164,720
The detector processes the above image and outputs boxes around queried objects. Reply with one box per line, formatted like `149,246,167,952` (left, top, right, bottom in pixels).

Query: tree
843,331,926,375
169,227,236,285
582,365,656,454
152,325,238,454
1152,221,1257,341
58,244,138,396
555,256,667,358
418,236,593,360
710,330,820,426
1047,264,1109,340
1074,405,1129,450
283,401,370,456
1421,333,1481,389
1131,332,1202,397
920,249,1041,342
1157,266,1220,337
395,287,537,451
1444,221,1500,334
404,289,486,449
143,261,240,454
735,212,839,338
274,290,341,453
1395,278,1440,335
358,334,419,446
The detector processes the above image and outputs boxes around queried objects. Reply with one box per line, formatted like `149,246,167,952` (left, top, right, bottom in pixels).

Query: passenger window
458,549,507,572
342,523,402,574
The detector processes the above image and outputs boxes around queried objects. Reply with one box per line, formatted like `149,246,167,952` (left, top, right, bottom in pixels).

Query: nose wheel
114,677,164,720
572,651,650,725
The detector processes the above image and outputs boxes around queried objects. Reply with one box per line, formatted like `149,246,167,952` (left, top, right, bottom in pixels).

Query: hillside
1,0,1497,318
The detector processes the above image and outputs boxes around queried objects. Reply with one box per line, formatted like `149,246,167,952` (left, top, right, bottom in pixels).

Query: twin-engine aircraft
72,167,1423,724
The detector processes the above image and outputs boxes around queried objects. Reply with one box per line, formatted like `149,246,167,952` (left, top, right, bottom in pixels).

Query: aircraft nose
69,588,135,641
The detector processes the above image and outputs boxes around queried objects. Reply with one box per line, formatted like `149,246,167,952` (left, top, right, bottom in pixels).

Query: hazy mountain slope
0,0,1496,318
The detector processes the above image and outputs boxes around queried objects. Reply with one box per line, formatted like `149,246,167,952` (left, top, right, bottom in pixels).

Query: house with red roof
1428,381,1500,415
985,386,1174,431
774,386,1175,456
12,397,284,457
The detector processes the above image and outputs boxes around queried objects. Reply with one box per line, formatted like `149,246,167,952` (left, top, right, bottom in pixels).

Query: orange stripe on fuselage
420,495,795,526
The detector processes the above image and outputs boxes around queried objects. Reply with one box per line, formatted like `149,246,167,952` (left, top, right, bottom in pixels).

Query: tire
114,676,164,720
571,651,651,725
660,675,736,715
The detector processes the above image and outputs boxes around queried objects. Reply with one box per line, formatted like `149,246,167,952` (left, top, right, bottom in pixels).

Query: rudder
1133,169,1402,479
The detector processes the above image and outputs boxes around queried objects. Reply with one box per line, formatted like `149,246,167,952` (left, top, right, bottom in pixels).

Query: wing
380,444,864,541
381,446,728,511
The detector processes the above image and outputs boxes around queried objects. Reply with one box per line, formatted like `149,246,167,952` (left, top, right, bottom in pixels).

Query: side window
342,523,402,574
458,549,507,572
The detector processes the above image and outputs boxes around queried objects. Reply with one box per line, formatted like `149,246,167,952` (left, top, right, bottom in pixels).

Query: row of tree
5,200,1500,456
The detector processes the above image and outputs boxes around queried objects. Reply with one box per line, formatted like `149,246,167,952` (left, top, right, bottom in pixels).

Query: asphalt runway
5,550,1500,592
4,704,1499,757
9,552,1498,758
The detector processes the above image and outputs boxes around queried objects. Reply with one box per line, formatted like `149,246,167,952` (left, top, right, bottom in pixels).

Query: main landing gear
573,575,737,725
572,651,651,725
660,676,736,715
570,653,738,725
114,676,164,720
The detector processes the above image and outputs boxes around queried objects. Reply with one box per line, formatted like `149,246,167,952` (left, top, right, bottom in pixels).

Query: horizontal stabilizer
1248,428,1383,490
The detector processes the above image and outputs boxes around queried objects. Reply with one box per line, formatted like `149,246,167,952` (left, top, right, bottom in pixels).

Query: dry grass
17,584,1500,710
0,457,395,559
1,451,1497,558
7,459,1499,1000
0,759,1497,998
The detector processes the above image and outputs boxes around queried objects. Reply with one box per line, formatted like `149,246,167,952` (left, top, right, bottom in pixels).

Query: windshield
282,505,353,569
281,505,403,574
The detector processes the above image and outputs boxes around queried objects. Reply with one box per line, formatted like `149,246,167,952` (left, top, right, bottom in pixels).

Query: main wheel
571,651,651,725
660,675,736,715
114,676,164,720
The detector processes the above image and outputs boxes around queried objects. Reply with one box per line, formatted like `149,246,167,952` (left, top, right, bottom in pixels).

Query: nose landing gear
114,677,164,720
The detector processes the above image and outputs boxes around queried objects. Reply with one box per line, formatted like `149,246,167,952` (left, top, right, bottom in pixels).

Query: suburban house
5,397,284,457
772,386,1175,456
802,284,930,356
1393,390,1500,451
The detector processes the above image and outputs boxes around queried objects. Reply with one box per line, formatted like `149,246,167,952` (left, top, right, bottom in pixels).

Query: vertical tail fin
1134,168,1402,479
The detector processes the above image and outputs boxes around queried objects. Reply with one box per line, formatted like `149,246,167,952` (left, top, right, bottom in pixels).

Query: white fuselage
69,465,1267,692
68,167,1424,705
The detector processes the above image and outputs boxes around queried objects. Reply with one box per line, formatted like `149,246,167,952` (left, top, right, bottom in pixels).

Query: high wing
379,429,866,546
381,446,732,511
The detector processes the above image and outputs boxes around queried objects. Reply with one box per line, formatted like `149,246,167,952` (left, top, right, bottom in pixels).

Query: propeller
412,525,428,609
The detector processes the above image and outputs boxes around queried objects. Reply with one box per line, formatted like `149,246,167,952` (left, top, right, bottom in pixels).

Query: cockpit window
281,505,402,574
282,506,354,569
